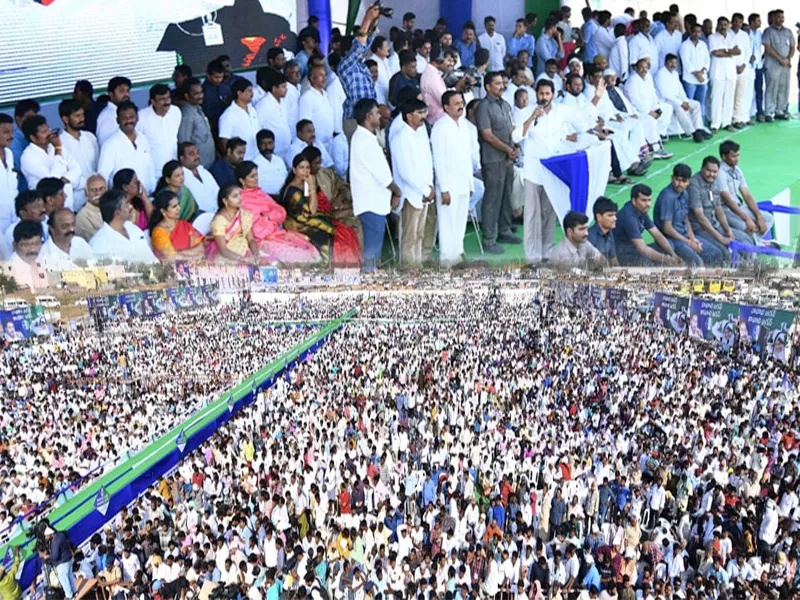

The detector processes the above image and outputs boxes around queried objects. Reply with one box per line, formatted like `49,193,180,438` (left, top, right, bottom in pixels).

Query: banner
248,266,279,291
653,293,690,334
1,306,51,342
606,288,628,317
689,298,739,350
739,305,795,361
86,284,219,325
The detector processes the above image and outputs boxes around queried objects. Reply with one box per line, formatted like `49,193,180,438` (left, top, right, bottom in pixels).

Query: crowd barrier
0,308,358,591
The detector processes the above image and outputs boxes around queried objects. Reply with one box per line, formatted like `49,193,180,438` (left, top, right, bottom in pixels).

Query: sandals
608,175,634,185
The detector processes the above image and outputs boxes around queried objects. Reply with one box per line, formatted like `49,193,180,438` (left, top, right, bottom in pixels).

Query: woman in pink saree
235,161,320,264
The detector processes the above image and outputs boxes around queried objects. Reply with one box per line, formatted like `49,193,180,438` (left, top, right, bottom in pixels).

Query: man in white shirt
594,12,616,62
730,13,754,128
503,64,531,107
20,115,82,211
298,65,335,151
479,16,507,71
96,76,132,146
349,99,401,271
137,84,183,177
655,55,709,142
5,220,45,289
283,62,302,136
0,114,19,234
519,79,578,264
654,13,683,75
608,24,630,85
680,24,711,123
252,130,288,197
38,208,94,271
628,19,657,70
97,102,156,193
254,70,292,161
89,189,157,263
219,79,260,162
535,60,564,96
178,142,219,214
58,100,97,212
708,17,739,132
283,120,334,170
370,36,393,106
392,99,435,267
2,190,48,260
431,92,473,267
625,59,674,157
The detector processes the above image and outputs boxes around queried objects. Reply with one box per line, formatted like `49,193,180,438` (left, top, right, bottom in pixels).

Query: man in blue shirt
581,8,600,64
615,183,683,266
210,137,246,187
454,23,479,67
535,18,565,76
422,473,437,507
295,31,318,80
588,197,619,266
507,18,535,68
11,99,39,192
339,6,381,119
654,163,727,267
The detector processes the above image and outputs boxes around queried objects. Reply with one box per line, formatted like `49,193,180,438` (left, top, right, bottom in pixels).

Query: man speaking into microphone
514,79,579,264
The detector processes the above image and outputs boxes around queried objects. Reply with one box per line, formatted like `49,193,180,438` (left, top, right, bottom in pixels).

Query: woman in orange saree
148,191,205,261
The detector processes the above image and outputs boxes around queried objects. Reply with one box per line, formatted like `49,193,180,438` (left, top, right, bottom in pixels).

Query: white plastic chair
192,212,215,236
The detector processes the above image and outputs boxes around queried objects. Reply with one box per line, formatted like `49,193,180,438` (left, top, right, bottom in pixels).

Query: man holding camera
339,4,386,120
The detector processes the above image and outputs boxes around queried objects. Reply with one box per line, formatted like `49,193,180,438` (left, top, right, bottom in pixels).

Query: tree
0,272,18,294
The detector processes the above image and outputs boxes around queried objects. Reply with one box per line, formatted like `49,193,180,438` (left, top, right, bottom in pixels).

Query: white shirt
60,130,98,211
183,166,220,214
680,39,711,85
655,68,689,103
654,29,683,72
253,153,288,196
2,219,48,261
625,71,661,112
374,56,393,106
96,103,120,146
561,92,600,132
521,103,573,184
89,221,158,264
535,72,563,95
595,26,616,61
219,103,260,161
283,138,333,170
0,148,17,231
431,114,474,197
609,36,630,81
137,105,182,175
330,134,349,181
391,121,433,210
97,130,156,193
731,28,752,69
38,235,94,271
284,83,301,137
255,93,291,160
20,143,82,211
326,73,346,135
350,126,392,216
479,32,507,71
709,32,737,81
628,32,657,66
298,87,335,149
415,53,429,76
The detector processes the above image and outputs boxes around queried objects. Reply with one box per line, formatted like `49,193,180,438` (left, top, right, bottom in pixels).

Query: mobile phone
50,128,61,136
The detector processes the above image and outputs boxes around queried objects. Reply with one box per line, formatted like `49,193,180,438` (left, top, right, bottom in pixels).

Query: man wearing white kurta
90,190,157,263
680,26,711,123
0,132,16,234
59,100,98,212
20,117,82,211
392,101,435,267
628,26,657,70
654,56,708,141
590,70,647,172
178,142,219,214
298,65,335,151
137,85,182,178
431,92,473,266
608,30,630,84
370,38,393,106
708,19,739,131
97,103,156,193
218,80,260,161
517,80,576,264
654,15,683,75
625,59,674,156
730,15,754,127
252,131,288,197
38,208,94,271
96,77,132,146
283,122,334,170
349,99,400,271
479,18,506,71
254,77,292,161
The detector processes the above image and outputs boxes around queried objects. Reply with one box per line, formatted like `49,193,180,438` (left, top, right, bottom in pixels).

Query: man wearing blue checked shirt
339,5,382,120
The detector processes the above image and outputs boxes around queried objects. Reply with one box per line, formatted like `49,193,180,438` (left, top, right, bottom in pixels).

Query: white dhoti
733,70,755,123
637,113,662,145
709,78,735,129
606,117,646,171
663,98,704,134
437,191,470,266
511,166,525,213
523,179,557,264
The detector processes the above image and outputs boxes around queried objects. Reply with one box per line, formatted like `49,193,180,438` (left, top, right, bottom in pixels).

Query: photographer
338,3,385,120
44,526,76,599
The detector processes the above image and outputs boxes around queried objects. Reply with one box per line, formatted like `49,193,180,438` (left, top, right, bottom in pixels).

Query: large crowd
1,3,796,277
3,289,798,600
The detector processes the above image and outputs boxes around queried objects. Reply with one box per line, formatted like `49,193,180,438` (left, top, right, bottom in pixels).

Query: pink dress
240,187,321,264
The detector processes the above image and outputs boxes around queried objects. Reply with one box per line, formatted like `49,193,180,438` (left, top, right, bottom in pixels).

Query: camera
373,0,393,18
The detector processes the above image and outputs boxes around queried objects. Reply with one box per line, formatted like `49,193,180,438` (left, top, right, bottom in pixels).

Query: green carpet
462,118,800,265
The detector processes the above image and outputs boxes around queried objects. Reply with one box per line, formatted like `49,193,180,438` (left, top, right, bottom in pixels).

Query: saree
151,220,204,259
239,187,321,264
280,184,361,265
155,186,198,222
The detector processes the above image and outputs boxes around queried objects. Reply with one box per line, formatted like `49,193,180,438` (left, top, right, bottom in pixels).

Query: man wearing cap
45,526,76,599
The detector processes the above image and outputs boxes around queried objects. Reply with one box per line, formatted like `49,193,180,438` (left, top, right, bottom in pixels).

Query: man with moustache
97,101,156,193
59,99,98,211
251,130,286,197
74,174,107,241
2,191,47,260
177,78,215,170
38,207,94,271
96,76,132,145
179,142,219,214
6,221,45,285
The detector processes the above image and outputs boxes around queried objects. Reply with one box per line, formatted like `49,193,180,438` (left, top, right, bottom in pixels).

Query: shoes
483,242,506,254
733,122,745,129
725,125,736,132
775,113,790,121
745,120,755,126
765,116,774,123
510,225,519,233
497,233,523,244
693,130,705,143
757,115,766,122
628,157,652,176
701,130,713,140
710,127,719,134
653,148,674,159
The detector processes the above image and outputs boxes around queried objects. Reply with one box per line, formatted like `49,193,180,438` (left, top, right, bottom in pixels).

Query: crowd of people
1,4,796,276
3,288,799,600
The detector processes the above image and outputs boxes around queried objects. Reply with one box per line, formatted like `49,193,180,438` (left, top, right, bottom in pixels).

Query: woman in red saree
279,149,361,266
233,162,321,264
148,191,205,261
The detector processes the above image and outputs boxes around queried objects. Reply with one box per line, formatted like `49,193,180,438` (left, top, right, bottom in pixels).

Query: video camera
372,0,393,18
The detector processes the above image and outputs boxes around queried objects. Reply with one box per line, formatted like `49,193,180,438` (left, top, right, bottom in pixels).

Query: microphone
534,100,549,126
